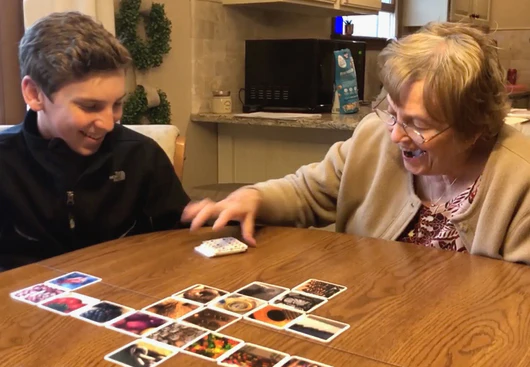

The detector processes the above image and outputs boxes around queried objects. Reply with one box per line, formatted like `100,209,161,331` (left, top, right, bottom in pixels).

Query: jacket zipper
120,220,137,238
66,191,76,230
14,226,39,241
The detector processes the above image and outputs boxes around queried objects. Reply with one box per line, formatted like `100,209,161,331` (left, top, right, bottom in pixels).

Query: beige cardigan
253,113,530,264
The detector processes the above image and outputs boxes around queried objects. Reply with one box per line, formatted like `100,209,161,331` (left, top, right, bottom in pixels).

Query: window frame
381,2,395,13
331,0,397,41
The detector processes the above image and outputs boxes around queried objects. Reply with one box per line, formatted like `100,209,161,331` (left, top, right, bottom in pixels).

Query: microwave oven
244,39,366,113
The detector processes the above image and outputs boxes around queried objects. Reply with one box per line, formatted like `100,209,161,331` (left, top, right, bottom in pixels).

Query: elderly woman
183,22,530,263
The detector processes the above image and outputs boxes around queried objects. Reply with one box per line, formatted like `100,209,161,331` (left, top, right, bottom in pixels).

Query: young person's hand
181,188,262,246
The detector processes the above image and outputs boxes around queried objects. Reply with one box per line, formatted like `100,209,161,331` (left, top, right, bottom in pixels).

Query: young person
0,12,189,270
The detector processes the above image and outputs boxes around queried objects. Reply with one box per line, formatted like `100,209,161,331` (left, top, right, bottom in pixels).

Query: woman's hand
181,188,262,246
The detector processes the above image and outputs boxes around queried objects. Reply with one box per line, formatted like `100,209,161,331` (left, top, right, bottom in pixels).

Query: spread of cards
10,252,349,366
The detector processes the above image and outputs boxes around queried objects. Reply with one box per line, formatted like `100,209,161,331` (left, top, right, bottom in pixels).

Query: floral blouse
398,177,481,252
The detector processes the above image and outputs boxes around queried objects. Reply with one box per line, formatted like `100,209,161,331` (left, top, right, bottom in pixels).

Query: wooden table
2,226,530,367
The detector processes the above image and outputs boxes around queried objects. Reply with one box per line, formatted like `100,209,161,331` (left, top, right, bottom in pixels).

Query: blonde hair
378,22,508,139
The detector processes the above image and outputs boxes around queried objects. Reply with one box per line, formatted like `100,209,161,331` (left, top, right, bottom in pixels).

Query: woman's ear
21,76,45,111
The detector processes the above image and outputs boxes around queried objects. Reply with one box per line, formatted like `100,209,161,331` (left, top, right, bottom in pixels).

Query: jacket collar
22,109,116,185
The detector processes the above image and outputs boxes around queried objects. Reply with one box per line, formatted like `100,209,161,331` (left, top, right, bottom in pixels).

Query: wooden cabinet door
305,0,336,3
402,0,449,27
449,0,473,22
471,0,491,26
341,0,381,11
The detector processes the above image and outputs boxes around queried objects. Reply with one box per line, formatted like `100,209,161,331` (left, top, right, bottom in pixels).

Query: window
342,0,396,39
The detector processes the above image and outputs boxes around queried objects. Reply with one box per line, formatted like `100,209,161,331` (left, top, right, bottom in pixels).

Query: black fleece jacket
0,110,190,269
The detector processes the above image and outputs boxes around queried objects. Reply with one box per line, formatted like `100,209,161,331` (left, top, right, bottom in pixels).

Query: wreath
115,0,172,70
121,85,171,125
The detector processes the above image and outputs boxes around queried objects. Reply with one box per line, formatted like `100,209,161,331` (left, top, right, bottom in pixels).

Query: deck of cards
9,257,349,366
194,237,248,257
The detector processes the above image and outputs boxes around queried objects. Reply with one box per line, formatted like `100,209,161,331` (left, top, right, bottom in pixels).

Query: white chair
125,125,184,179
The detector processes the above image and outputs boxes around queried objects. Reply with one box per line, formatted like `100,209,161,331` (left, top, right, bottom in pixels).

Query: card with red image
39,292,99,315
106,311,171,337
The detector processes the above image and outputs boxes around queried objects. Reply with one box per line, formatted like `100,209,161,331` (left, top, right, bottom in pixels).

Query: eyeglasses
373,97,450,145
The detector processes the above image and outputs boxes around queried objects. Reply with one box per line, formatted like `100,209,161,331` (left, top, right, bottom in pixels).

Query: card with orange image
142,297,202,320
245,304,303,329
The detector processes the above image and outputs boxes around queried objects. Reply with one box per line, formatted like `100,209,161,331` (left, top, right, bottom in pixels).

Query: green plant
122,85,148,124
115,0,172,70
116,0,172,125
344,19,353,25
122,85,171,125
146,90,171,125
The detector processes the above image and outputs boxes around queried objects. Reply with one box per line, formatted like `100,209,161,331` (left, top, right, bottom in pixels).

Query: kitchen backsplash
191,0,382,114
492,29,530,86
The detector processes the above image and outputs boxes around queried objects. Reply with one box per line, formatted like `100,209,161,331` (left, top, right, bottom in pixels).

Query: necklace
429,177,458,215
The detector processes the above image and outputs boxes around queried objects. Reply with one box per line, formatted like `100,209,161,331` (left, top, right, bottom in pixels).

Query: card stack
195,237,248,258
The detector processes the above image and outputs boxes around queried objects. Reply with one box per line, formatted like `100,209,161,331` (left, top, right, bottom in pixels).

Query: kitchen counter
508,89,530,109
193,107,372,184
508,90,530,99
191,106,373,131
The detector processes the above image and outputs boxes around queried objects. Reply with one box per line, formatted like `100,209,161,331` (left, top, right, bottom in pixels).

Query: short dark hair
19,11,131,98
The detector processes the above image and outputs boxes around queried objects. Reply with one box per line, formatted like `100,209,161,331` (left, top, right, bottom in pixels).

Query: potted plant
344,19,354,36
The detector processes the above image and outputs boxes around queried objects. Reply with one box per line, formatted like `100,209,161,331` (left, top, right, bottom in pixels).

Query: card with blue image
45,271,101,291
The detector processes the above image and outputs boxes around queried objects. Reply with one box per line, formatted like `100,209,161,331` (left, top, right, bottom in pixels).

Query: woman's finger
181,199,212,222
241,212,257,247
189,202,219,230
212,207,240,231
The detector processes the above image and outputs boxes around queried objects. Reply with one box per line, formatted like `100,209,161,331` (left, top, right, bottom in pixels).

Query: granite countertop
191,106,373,131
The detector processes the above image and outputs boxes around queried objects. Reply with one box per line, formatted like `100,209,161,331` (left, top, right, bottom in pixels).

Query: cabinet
402,0,449,27
451,0,473,19
449,0,490,27
472,0,490,24
222,0,381,16
340,0,381,12
402,0,490,28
